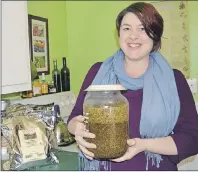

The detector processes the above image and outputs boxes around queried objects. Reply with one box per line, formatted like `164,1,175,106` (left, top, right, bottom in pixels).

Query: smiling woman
67,2,198,171
116,2,163,53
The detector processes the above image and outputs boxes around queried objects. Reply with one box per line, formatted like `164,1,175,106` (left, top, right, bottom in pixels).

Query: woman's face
119,12,153,61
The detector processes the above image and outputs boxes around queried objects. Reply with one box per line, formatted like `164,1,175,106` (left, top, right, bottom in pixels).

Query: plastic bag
1,103,59,170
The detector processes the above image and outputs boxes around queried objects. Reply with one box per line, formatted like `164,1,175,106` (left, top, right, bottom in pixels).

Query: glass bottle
52,60,61,93
32,76,41,96
41,73,48,95
83,85,129,159
61,57,70,91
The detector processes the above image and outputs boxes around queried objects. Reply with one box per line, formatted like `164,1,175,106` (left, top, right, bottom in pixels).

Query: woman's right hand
73,115,96,160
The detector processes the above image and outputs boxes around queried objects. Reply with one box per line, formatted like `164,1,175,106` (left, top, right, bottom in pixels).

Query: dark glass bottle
61,57,70,91
52,60,61,92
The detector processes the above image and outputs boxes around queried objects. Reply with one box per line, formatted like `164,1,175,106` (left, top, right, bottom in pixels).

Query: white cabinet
2,1,31,94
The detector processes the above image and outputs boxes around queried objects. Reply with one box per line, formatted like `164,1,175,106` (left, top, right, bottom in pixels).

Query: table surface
16,150,79,171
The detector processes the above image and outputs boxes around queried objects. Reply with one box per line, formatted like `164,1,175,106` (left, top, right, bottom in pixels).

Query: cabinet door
2,1,31,94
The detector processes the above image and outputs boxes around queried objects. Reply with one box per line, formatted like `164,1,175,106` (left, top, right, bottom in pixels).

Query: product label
49,88,56,93
33,87,41,96
18,127,46,162
21,146,46,163
41,84,48,94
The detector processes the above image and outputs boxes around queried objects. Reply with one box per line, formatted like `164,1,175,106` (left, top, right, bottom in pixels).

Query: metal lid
85,85,126,91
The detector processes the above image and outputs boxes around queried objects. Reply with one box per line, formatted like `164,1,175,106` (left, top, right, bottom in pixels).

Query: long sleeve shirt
67,62,198,171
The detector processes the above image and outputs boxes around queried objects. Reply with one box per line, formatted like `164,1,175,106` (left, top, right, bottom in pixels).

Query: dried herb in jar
84,103,129,159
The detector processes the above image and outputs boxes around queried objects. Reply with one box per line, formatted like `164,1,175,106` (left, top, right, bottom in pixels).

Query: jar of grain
83,85,129,159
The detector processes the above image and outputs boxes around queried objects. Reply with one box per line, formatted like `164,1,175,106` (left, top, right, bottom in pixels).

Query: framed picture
28,14,50,75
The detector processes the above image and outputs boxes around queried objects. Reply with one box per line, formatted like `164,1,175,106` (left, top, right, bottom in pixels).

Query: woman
67,2,198,171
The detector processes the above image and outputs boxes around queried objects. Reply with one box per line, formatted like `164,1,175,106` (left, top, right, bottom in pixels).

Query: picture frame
28,14,50,75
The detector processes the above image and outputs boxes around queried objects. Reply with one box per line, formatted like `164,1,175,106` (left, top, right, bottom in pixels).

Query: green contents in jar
84,103,129,159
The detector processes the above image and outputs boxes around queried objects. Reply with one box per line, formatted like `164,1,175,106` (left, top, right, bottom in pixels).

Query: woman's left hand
110,138,146,162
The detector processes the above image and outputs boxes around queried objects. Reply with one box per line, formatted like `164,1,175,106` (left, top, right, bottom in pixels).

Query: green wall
27,1,68,82
65,1,198,101
65,1,132,96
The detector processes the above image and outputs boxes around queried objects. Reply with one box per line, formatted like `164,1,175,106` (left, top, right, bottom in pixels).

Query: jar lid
85,85,126,91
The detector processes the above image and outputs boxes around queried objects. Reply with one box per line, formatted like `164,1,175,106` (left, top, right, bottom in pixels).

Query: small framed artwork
28,14,50,75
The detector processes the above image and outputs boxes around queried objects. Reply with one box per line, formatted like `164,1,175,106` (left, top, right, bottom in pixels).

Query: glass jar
83,85,129,159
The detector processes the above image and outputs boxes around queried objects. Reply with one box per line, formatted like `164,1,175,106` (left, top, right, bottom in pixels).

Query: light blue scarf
79,49,180,171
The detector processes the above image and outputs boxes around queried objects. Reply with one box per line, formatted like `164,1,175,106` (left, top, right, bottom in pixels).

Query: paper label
21,146,46,163
18,127,46,162
33,87,41,96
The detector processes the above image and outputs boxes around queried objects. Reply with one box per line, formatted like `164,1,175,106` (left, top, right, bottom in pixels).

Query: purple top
67,62,198,171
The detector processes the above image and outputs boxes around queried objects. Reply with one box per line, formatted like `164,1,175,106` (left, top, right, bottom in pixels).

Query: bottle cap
42,73,45,80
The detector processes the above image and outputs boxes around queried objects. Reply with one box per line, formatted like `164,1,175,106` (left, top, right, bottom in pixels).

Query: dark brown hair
116,2,164,52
